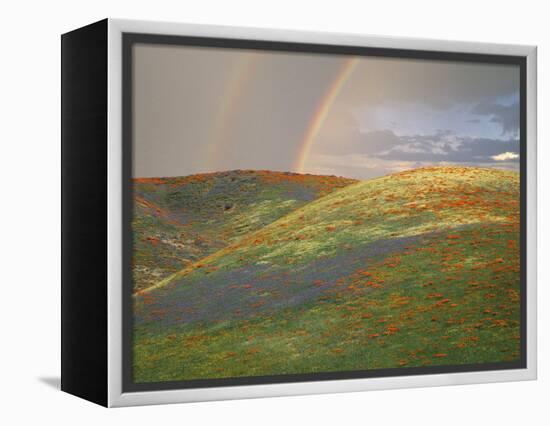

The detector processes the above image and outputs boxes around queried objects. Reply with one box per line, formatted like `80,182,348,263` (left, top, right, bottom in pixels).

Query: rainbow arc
293,57,359,173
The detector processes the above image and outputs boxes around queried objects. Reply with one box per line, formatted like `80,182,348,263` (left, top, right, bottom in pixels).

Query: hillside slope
134,167,520,382
132,170,356,292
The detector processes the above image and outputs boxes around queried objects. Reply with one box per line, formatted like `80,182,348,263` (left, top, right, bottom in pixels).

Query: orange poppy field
131,166,521,383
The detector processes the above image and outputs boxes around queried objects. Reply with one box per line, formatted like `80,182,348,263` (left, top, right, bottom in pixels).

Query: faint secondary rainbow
205,55,258,171
293,57,359,173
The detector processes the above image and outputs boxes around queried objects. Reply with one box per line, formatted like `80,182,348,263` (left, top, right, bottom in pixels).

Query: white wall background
1,0,546,424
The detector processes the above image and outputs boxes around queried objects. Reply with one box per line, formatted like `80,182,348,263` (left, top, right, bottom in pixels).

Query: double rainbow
206,55,359,173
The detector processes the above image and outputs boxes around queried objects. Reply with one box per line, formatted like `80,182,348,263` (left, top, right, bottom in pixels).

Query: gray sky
133,43,520,179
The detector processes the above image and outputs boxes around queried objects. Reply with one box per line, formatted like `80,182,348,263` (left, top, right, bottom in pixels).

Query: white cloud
491,151,519,161
304,154,418,179
305,153,519,180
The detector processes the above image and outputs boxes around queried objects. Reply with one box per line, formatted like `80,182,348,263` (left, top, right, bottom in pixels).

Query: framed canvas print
61,18,537,407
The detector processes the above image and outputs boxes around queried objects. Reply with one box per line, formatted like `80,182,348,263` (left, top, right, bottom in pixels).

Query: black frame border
61,19,109,406
122,32,527,393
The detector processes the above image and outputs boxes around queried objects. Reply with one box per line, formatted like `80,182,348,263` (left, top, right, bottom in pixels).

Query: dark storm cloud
318,126,520,165
342,59,520,111
472,99,520,136
350,130,519,164
357,130,403,152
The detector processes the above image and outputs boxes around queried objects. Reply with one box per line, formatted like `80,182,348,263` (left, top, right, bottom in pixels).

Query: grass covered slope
133,167,520,382
132,170,356,292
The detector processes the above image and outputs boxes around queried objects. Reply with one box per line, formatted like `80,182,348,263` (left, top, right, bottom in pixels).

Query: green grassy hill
132,170,356,292
133,167,520,383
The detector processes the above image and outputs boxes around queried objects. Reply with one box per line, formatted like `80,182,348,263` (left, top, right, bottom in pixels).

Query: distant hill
133,167,520,383
132,170,356,292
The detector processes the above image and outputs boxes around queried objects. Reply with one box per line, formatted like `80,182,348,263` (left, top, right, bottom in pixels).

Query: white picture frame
61,18,537,407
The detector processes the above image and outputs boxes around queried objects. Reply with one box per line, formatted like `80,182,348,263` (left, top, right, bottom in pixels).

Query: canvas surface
127,41,523,385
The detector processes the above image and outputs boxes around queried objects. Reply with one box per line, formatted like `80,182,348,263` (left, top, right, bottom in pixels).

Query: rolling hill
133,167,521,383
132,170,356,292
